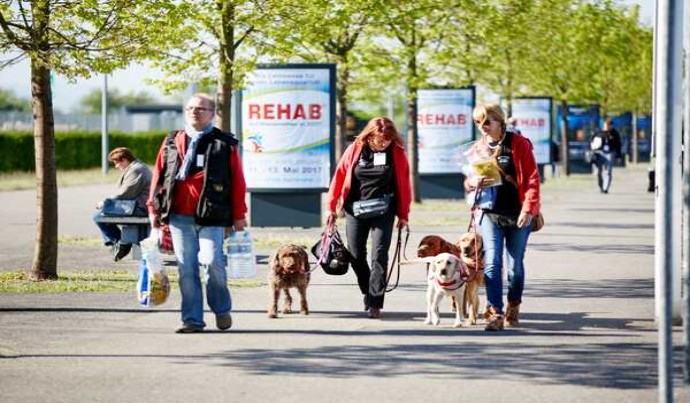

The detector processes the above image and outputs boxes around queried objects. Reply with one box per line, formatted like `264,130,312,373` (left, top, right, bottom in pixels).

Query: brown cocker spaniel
268,244,310,318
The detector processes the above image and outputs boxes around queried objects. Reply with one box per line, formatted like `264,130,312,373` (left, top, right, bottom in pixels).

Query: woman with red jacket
326,117,412,319
465,103,541,331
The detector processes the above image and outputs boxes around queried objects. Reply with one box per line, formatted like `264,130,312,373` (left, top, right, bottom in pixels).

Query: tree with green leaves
480,0,535,116
148,0,296,132
0,0,185,280
281,0,372,160
522,0,593,175
79,88,157,114
371,0,451,202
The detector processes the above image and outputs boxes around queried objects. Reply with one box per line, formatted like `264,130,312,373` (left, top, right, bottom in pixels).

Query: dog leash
385,224,409,293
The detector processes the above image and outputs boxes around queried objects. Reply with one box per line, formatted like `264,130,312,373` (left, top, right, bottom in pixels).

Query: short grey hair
190,93,216,112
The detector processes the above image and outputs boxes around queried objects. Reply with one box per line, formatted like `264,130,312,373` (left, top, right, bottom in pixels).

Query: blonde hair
355,117,404,147
472,103,506,132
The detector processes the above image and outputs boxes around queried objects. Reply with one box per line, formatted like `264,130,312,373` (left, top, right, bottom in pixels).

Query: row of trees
0,88,30,111
0,0,652,279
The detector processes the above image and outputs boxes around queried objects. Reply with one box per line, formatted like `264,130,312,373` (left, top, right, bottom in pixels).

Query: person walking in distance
147,93,247,333
589,118,622,193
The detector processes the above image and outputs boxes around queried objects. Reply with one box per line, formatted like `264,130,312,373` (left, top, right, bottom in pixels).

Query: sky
0,0,655,113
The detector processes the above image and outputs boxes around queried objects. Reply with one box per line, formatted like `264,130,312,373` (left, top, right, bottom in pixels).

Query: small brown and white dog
456,231,485,325
424,253,468,328
268,244,310,318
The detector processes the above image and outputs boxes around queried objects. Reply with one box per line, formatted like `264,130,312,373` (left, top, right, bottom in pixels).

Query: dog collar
436,278,464,290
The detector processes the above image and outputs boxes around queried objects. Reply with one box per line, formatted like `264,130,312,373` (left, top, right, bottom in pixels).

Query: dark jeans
93,209,121,245
345,209,396,310
593,151,613,193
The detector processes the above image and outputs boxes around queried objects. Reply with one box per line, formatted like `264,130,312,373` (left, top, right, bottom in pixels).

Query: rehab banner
511,97,553,164
240,64,335,190
417,88,475,174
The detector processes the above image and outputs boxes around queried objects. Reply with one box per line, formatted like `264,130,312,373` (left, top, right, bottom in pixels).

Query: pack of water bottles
227,230,256,279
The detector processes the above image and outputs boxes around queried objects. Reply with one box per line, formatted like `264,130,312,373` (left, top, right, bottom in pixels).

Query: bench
93,214,151,260
94,215,150,225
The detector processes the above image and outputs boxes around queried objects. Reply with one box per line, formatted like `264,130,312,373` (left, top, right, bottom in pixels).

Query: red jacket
510,133,541,215
326,141,412,221
146,130,247,221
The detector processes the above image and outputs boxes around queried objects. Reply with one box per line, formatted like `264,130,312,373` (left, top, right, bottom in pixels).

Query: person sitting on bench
93,147,152,261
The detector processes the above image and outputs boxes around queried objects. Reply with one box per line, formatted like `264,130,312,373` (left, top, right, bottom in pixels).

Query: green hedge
0,130,169,172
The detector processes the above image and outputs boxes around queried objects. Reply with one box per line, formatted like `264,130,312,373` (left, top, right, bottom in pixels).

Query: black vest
153,128,238,226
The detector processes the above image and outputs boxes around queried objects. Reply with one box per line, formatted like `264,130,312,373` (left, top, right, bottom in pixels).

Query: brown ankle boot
484,306,504,331
506,301,521,326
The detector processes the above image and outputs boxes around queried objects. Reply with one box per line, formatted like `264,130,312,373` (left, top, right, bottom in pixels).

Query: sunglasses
474,118,493,127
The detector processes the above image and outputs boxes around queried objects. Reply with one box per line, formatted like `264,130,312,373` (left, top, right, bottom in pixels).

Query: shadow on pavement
530,242,653,254
526,278,654,299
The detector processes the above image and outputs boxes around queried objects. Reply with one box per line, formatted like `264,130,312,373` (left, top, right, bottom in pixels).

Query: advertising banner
241,65,334,190
511,98,553,164
417,88,475,174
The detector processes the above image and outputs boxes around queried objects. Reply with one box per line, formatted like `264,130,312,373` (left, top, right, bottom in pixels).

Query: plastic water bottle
227,230,255,278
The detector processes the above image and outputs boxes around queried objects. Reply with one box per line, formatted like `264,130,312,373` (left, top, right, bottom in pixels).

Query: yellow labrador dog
424,253,468,328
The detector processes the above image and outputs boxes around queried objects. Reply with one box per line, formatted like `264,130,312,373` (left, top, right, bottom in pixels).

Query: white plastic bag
137,229,171,306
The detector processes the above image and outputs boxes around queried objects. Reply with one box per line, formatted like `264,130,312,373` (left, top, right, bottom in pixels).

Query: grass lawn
0,168,120,191
0,269,264,294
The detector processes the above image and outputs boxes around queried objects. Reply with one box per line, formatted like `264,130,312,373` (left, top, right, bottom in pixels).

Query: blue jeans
593,151,613,193
169,214,231,328
477,211,532,313
93,209,120,245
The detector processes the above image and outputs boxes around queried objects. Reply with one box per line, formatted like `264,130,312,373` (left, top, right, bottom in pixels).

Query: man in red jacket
147,93,247,334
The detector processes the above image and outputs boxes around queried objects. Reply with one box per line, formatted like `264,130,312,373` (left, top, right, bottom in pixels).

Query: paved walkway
1,164,689,403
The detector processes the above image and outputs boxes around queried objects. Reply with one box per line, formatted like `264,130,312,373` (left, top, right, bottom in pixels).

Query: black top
590,128,622,157
345,144,394,212
488,132,521,218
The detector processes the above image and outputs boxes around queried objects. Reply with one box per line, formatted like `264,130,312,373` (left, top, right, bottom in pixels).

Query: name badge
603,145,610,152
196,154,205,167
373,152,386,166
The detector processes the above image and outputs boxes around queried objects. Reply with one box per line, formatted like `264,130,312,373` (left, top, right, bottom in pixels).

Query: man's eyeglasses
185,106,212,113
474,118,493,127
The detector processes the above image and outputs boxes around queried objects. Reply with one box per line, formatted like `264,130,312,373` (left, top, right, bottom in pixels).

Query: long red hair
355,117,404,147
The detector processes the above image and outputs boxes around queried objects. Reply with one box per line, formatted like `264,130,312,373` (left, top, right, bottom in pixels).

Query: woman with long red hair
326,117,412,319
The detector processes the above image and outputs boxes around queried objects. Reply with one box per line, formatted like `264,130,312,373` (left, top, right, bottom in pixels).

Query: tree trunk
335,58,348,161
28,49,58,278
217,1,235,133
406,55,420,203
505,50,513,117
559,99,570,176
